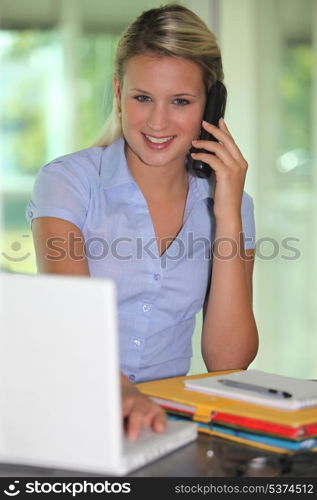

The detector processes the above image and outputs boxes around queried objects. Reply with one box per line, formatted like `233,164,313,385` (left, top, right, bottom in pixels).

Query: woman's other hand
121,373,167,440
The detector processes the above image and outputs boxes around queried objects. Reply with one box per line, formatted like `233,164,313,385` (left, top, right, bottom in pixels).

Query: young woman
26,4,258,439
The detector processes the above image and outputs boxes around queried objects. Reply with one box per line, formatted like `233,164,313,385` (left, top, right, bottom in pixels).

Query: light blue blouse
26,137,255,383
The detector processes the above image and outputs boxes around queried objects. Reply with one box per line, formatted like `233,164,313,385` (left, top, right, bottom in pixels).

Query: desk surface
0,434,316,478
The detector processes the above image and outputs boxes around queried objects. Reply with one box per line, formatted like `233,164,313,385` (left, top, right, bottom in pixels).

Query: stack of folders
137,369,317,454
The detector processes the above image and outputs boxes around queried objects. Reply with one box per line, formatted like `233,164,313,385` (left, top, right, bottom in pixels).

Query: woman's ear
113,75,121,99
113,75,121,116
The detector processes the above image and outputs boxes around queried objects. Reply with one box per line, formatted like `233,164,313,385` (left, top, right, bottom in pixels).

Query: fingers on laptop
122,390,167,440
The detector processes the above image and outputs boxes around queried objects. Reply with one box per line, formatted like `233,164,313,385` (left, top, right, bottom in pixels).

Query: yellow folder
137,371,317,454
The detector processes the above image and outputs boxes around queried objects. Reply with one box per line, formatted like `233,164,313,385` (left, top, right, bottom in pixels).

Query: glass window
190,0,316,379
0,29,118,275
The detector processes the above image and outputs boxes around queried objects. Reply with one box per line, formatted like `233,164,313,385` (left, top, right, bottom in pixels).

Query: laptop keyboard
121,420,197,473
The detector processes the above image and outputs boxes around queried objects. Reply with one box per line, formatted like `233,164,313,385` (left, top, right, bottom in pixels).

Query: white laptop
0,272,197,475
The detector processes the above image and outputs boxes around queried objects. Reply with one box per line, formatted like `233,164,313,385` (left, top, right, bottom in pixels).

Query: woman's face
114,54,206,171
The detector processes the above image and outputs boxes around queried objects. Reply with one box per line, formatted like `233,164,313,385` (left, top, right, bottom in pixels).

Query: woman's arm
202,244,258,371
191,119,258,371
32,217,90,275
32,216,166,437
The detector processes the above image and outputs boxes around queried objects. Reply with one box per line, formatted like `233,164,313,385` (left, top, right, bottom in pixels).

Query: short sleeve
26,157,91,230
241,191,255,250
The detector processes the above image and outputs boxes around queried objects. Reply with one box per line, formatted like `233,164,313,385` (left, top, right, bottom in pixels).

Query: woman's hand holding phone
191,118,248,224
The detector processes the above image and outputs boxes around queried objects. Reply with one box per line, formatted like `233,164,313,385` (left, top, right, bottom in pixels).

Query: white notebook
184,369,317,410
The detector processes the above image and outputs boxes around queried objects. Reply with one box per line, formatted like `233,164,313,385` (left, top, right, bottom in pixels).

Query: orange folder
137,371,317,454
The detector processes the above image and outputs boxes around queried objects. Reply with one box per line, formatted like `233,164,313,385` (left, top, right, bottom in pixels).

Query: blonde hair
94,3,224,147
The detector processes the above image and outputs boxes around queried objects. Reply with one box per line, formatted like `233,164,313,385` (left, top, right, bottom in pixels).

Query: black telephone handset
189,81,227,178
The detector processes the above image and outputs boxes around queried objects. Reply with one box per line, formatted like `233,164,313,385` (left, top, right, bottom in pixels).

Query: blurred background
1,0,316,378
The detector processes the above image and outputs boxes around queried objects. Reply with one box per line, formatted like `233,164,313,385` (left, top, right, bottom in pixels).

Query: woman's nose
146,103,169,131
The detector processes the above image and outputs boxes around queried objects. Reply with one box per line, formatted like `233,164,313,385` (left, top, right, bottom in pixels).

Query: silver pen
218,379,292,399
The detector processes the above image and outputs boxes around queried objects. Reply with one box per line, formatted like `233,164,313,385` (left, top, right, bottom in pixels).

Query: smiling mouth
143,134,175,144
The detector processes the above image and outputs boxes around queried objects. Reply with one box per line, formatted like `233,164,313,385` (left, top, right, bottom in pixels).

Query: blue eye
134,95,152,103
173,98,190,106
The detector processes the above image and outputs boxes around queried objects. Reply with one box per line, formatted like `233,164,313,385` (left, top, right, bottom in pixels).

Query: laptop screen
0,272,123,472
